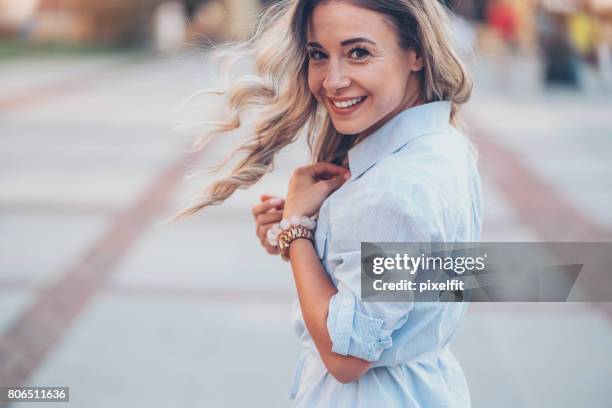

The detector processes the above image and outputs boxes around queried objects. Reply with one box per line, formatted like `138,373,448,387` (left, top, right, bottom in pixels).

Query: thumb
318,172,350,194
308,162,350,180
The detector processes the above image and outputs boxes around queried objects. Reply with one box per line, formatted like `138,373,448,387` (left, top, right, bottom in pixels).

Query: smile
330,96,367,109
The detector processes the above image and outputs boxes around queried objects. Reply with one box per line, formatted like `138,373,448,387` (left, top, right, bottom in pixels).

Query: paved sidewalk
0,50,611,408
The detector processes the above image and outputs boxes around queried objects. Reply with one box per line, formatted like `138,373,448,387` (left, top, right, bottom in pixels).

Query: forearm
289,239,337,347
288,238,371,383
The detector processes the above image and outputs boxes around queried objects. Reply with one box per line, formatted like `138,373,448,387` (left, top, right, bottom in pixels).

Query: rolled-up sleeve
327,285,393,361
324,183,443,362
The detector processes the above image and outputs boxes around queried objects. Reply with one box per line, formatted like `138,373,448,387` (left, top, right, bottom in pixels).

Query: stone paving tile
0,292,34,335
480,179,539,242
455,304,612,408
108,213,294,293
0,213,111,284
26,294,300,408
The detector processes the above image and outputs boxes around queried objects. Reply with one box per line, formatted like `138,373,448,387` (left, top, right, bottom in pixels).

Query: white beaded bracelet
267,215,317,247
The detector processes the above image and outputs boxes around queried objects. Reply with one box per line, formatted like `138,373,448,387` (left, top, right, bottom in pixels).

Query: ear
404,49,424,72
411,53,424,72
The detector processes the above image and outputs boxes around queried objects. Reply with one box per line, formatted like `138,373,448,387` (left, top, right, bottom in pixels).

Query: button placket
314,203,329,260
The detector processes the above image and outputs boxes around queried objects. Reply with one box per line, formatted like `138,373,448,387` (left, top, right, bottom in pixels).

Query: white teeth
332,96,365,109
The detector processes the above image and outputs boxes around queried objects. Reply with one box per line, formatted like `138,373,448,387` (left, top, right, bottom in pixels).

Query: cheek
307,69,323,101
368,65,411,105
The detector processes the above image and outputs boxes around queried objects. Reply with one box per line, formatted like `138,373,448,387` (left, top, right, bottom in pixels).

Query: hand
283,162,351,218
252,194,285,255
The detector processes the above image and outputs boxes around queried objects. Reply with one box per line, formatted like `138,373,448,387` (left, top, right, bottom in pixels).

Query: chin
330,119,370,135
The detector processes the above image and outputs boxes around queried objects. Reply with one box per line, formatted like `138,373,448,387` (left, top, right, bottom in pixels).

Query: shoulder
329,178,444,247
330,127,478,240
373,126,478,203
388,126,476,181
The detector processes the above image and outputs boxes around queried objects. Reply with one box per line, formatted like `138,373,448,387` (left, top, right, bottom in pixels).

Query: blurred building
1,0,610,75
0,0,262,47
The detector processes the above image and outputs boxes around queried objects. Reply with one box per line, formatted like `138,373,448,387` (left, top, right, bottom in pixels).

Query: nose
322,59,350,94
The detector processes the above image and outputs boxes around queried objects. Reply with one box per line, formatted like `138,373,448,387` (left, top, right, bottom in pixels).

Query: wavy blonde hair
175,0,472,219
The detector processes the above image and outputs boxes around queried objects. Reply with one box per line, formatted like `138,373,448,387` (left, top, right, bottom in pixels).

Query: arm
250,194,369,381
280,162,372,384
284,169,437,381
288,238,372,384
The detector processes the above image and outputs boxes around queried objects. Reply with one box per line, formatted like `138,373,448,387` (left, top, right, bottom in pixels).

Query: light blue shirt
289,101,482,407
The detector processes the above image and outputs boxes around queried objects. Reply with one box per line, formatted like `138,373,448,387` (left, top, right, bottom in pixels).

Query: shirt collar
347,101,451,180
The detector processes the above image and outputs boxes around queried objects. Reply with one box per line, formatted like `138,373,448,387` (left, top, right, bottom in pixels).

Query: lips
326,95,368,115
330,96,366,108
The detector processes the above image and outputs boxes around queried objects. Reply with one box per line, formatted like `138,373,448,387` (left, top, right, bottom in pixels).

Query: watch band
277,225,315,261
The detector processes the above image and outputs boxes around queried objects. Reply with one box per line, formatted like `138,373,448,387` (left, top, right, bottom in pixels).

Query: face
306,0,424,136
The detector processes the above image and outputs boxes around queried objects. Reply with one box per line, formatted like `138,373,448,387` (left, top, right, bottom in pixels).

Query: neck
355,91,425,143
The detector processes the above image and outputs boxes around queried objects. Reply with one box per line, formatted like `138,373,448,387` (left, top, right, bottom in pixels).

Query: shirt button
343,298,352,307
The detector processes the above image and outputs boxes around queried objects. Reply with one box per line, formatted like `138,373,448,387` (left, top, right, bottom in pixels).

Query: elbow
331,371,360,385
326,356,371,384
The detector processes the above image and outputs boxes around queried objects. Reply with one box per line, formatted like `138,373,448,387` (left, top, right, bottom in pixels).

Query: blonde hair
175,0,472,219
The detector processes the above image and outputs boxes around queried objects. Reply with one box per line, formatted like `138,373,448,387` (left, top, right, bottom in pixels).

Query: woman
177,0,481,406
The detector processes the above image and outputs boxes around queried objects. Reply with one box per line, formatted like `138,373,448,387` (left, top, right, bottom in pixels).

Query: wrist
266,215,317,251
277,225,314,261
282,207,299,219
267,212,318,262
282,202,312,219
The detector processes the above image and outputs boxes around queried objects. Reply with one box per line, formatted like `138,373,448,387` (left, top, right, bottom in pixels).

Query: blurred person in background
581,1,612,89
485,0,518,49
568,7,597,60
474,0,520,89
176,0,480,406
536,4,581,88
472,0,487,23
595,17,612,88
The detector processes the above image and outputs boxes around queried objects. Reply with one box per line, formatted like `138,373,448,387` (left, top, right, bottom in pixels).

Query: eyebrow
306,37,377,48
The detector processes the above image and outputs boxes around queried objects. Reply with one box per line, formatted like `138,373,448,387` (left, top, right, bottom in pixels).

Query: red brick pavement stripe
0,149,200,395
471,126,612,320
472,130,611,242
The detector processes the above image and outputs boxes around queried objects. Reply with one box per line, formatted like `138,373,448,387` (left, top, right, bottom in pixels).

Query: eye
348,47,371,60
308,49,327,61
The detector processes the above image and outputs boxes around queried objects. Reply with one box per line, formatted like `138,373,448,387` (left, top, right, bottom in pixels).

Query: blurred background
0,0,611,407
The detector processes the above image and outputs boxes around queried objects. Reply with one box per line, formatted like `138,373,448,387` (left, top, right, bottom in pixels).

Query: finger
257,222,279,240
318,173,350,195
252,197,284,217
259,234,280,255
260,194,285,207
264,243,280,255
256,210,283,226
256,220,282,240
260,194,278,202
307,162,350,180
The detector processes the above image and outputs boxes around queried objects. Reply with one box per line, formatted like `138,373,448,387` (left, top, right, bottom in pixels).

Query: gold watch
277,225,314,261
